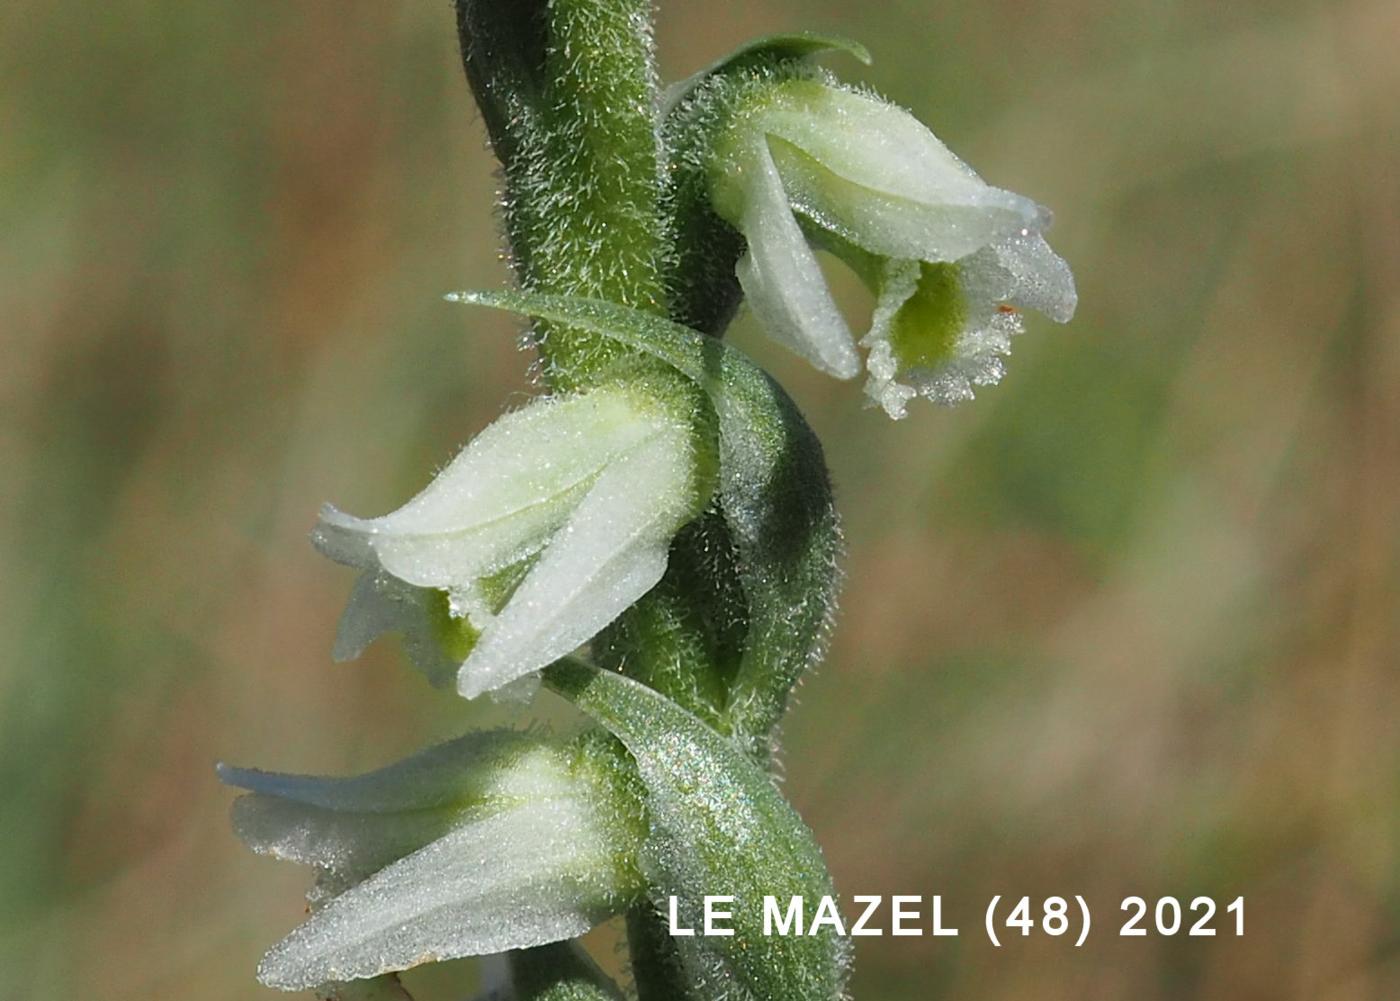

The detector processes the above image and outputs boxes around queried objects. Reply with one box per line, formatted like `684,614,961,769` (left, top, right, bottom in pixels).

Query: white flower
708,78,1076,416
314,386,705,698
218,732,643,991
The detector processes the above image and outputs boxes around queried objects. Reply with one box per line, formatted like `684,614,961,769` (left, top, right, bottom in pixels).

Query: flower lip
860,230,1077,418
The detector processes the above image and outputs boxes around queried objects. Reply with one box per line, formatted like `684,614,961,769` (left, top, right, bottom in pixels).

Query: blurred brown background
2,1,1397,998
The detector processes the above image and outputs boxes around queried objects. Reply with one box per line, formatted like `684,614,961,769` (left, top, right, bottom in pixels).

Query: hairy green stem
456,0,670,386
454,5,719,996
532,0,668,303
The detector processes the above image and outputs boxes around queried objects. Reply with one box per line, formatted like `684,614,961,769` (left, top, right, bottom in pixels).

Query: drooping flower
313,385,709,698
706,76,1076,417
218,730,644,991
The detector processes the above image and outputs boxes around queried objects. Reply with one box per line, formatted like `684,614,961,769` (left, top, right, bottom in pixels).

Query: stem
536,0,667,302
454,6,749,999
457,0,671,387
453,0,547,167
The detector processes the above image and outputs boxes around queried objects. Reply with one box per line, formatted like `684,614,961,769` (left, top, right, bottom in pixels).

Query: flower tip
255,947,305,993
213,761,239,785
315,502,360,529
444,289,496,308
828,350,862,381
454,646,544,702
1046,259,1078,324
311,504,375,567
215,762,273,793
1052,286,1078,325
456,667,487,701
864,374,916,420
256,930,365,992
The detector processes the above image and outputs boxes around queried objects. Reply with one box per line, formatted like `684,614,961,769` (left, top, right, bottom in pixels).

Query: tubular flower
313,386,708,698
218,731,645,991
708,77,1076,417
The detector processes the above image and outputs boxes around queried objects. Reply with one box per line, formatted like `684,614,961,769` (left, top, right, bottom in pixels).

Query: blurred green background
3,0,1397,998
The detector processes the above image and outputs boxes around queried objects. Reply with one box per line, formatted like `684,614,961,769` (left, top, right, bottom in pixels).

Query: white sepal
756,83,1046,262
734,142,860,379
313,390,658,593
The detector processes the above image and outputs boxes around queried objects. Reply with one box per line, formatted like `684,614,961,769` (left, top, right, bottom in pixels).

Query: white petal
313,391,659,593
256,795,625,990
993,230,1078,323
458,423,697,697
759,82,1045,262
735,143,860,380
229,793,462,879
217,731,536,813
331,572,460,689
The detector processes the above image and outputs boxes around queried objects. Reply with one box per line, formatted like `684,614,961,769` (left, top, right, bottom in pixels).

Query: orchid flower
312,386,709,698
218,730,644,991
707,77,1077,417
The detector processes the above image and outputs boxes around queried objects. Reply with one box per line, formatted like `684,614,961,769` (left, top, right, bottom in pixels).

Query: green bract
544,659,849,1001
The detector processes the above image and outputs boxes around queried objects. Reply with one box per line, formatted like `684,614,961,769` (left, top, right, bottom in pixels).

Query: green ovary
888,261,966,370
